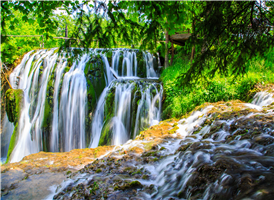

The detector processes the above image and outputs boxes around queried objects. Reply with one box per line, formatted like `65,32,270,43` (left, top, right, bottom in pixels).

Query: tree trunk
164,29,169,68
2,70,13,89
191,46,195,62
170,43,174,66
190,20,195,62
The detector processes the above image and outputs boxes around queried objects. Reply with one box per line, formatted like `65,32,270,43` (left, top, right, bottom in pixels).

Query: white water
89,50,162,147
3,48,161,163
49,90,274,199
10,49,57,162
59,54,89,152
149,92,274,199
1,114,14,163
51,57,67,152
245,91,274,111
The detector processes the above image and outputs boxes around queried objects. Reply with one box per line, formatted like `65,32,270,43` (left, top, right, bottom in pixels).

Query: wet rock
254,136,274,146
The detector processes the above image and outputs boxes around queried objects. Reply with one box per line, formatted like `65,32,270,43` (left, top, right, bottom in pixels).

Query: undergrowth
160,47,274,119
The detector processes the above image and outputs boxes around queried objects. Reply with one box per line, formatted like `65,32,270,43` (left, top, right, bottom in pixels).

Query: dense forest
1,1,274,199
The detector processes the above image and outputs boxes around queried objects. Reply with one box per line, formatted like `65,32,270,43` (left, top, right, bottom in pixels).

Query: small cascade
2,48,161,163
251,91,274,106
89,80,162,147
245,91,274,110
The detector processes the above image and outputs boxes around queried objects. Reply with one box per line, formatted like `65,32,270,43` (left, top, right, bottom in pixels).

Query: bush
160,48,274,119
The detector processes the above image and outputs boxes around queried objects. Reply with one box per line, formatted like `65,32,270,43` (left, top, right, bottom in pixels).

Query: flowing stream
2,48,162,163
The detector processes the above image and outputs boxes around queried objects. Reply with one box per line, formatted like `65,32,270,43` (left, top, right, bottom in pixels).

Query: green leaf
22,15,28,22
28,19,35,24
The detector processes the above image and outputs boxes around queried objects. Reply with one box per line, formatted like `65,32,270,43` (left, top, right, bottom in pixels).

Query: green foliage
1,3,77,65
161,48,274,119
182,1,274,84
2,1,273,82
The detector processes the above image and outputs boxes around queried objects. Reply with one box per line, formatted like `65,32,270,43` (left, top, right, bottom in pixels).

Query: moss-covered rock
40,65,56,152
98,88,116,146
5,89,24,163
99,120,114,146
6,123,19,163
84,55,107,146
6,89,24,123
136,52,146,78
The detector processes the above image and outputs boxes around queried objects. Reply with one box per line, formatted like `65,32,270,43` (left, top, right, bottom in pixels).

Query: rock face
5,89,24,123
5,89,24,163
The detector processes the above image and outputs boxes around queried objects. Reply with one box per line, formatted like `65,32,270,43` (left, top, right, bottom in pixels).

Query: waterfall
88,49,162,147
59,54,88,152
3,48,162,163
10,49,58,162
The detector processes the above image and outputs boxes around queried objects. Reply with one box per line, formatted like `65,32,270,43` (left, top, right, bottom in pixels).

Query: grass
160,47,274,119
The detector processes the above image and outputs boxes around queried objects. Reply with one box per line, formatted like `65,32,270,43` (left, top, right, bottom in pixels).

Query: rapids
49,90,274,200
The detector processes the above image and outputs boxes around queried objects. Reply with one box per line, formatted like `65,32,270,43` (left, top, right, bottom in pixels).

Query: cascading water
51,90,274,200
1,114,14,163
89,80,162,147
59,53,89,152
2,48,162,163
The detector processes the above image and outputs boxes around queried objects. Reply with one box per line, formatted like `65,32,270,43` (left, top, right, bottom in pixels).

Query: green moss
40,66,55,152
106,50,113,64
64,66,70,73
136,52,147,78
130,86,140,138
66,170,72,175
132,169,142,175
114,180,143,191
84,56,108,146
28,59,38,76
6,123,19,163
98,120,113,146
5,89,24,123
97,87,116,146
42,90,52,128
160,146,166,150
129,181,142,187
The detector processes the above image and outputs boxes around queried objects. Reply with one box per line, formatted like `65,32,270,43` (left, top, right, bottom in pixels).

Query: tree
1,1,273,83
180,1,274,85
